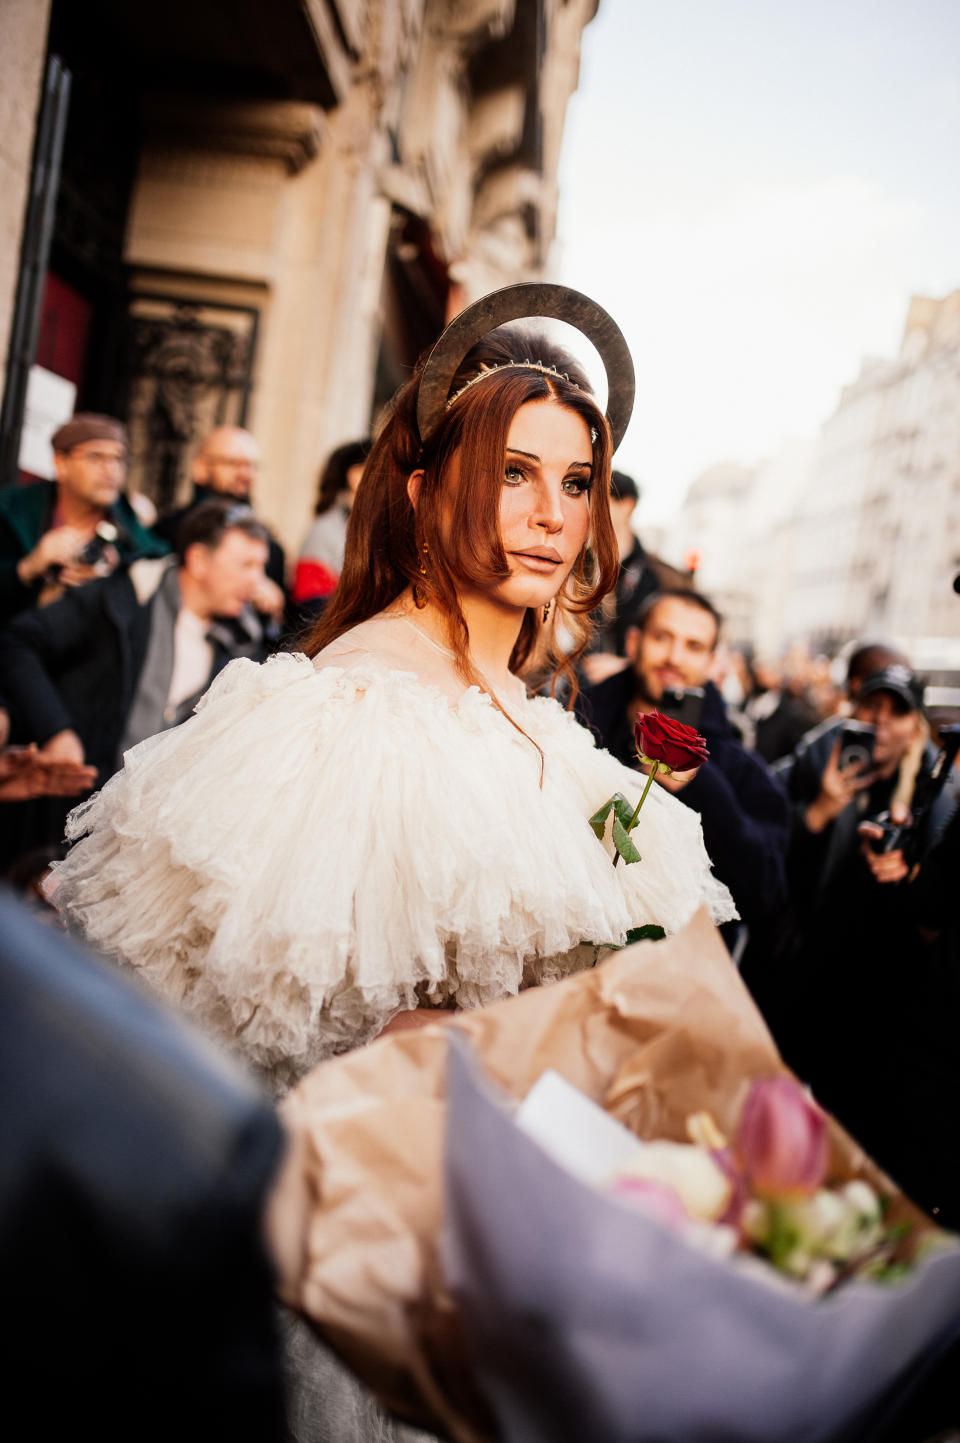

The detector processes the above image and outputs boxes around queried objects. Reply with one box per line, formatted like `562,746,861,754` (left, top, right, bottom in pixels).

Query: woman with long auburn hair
48,291,733,1092
305,324,619,698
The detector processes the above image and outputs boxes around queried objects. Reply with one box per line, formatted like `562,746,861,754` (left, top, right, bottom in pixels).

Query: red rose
634,711,709,773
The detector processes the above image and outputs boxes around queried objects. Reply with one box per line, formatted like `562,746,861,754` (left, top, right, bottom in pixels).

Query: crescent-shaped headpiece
416,283,635,452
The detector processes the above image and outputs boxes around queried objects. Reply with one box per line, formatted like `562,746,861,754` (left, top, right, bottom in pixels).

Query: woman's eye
562,477,592,496
504,465,526,485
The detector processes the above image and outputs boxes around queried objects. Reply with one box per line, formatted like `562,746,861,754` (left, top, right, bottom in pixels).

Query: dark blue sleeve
679,746,792,924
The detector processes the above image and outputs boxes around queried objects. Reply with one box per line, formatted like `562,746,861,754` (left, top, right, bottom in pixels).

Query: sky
556,0,960,525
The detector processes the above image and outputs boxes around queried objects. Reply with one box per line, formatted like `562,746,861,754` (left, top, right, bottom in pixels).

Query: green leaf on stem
589,792,633,840
588,795,615,839
624,924,666,945
613,794,637,832
612,816,641,864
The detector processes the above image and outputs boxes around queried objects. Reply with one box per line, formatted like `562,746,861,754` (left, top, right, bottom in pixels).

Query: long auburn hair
303,325,620,706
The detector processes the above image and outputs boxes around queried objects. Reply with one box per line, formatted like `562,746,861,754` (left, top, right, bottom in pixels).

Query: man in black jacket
577,589,791,935
0,502,270,853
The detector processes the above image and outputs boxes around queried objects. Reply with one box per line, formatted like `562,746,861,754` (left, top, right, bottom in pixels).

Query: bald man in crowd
155,427,285,620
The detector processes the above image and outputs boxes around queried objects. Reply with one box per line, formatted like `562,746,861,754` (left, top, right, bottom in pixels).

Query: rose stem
613,762,659,868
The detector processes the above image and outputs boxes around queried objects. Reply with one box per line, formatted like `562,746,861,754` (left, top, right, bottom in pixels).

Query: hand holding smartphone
836,720,876,773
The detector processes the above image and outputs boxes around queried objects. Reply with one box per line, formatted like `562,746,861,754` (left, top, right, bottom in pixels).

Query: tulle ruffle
51,653,734,1088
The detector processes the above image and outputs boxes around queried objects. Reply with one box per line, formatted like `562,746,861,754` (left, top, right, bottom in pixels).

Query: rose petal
634,711,710,773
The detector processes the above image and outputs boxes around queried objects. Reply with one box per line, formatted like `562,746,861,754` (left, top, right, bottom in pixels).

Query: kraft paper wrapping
275,907,934,1441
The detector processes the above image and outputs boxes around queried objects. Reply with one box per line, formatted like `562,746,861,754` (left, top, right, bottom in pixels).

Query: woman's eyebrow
506,447,593,469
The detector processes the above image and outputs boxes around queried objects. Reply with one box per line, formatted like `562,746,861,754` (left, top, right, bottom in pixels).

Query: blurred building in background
0,0,598,553
666,461,757,646
669,290,960,667
782,290,960,657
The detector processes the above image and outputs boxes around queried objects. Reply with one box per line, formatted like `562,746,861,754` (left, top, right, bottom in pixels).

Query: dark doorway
372,208,451,424
44,2,144,415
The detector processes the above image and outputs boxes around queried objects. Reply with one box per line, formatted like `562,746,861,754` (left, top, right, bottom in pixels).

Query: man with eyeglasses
0,500,272,849
155,426,286,622
0,414,168,624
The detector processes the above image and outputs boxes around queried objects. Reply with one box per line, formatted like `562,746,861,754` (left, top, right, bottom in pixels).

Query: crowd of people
1,283,958,1440
0,413,369,877
579,566,960,1222
2,399,958,1205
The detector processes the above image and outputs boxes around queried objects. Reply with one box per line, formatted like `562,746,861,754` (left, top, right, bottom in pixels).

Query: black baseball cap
858,664,923,714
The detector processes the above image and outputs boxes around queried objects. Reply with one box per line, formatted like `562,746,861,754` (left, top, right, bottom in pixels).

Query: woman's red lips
512,547,562,563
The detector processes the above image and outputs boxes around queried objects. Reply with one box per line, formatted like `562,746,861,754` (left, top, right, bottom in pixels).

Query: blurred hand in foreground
0,745,97,802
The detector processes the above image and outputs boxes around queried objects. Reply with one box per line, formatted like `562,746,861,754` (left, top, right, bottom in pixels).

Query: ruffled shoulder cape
51,653,734,1087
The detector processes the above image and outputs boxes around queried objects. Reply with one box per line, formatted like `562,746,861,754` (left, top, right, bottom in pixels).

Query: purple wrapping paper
443,1037,960,1443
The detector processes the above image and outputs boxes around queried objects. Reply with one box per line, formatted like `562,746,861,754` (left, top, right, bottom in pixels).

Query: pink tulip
735,1077,829,1200
608,1176,690,1234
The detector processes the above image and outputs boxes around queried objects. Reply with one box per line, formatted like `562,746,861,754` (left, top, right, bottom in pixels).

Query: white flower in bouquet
611,1140,733,1223
605,1076,917,1292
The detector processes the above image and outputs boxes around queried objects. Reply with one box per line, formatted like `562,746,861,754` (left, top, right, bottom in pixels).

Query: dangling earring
542,599,552,623
414,540,429,609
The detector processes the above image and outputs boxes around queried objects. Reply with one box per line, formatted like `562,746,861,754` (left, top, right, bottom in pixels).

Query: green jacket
0,480,169,624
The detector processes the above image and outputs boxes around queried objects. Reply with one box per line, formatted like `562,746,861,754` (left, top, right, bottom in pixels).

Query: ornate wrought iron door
122,293,259,512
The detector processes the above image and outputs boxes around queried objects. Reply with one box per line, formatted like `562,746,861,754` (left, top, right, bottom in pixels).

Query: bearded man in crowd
577,588,791,939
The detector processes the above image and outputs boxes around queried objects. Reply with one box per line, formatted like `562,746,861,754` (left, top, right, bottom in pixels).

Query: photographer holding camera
778,664,951,910
772,662,958,1219
0,414,167,624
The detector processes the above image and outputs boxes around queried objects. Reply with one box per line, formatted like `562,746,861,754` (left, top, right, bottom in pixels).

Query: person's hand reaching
0,744,96,802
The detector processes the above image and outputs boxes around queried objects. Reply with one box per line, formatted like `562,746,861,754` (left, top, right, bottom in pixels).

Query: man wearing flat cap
0,413,167,624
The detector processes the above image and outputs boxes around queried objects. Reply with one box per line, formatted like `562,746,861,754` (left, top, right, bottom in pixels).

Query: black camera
77,520,122,566
659,686,705,729
864,810,909,855
865,724,960,860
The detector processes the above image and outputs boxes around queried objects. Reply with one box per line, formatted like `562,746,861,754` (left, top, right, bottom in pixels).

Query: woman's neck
397,588,524,695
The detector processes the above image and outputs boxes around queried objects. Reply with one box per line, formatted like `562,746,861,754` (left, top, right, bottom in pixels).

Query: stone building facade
669,292,960,664
0,0,598,557
780,291,960,655
666,461,757,645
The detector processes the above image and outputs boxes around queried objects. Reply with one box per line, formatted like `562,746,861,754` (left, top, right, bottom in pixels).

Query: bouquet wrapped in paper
275,909,960,1442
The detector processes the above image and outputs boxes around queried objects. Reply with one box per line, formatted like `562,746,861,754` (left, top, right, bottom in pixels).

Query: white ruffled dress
50,613,734,1089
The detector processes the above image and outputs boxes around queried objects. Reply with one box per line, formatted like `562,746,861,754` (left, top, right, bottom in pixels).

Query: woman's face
479,397,595,612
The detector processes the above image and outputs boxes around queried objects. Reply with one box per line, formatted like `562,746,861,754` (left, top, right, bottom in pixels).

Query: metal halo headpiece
416,282,635,452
